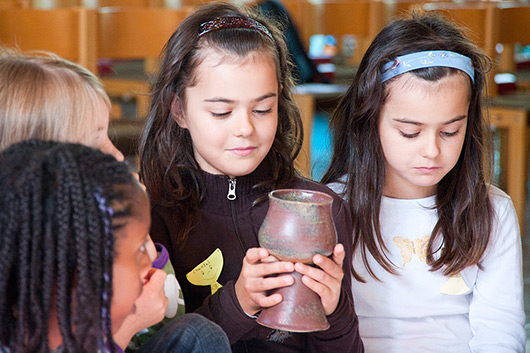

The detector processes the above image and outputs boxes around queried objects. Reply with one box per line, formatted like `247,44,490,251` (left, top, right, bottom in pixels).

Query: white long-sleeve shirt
329,181,525,352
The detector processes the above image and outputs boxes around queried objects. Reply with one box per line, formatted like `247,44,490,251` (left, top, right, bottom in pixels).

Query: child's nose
235,112,254,137
420,134,441,159
140,250,152,280
100,137,125,162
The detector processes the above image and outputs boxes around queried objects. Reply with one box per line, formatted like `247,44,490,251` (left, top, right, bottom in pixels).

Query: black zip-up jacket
150,166,363,353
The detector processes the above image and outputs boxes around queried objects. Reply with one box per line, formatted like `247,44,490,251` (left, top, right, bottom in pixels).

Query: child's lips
416,166,439,173
229,146,256,156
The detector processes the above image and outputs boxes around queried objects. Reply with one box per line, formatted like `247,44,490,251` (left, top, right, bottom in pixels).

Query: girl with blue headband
322,11,525,352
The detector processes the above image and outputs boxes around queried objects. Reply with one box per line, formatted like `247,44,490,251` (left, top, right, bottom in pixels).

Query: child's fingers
294,245,346,316
125,268,168,332
238,265,294,296
295,256,343,290
330,243,345,269
296,265,341,315
296,266,330,301
144,269,168,310
254,273,294,292
241,252,294,279
244,247,270,264
295,262,329,284
300,273,327,297
260,254,280,263
143,267,156,281
144,268,167,290
312,244,345,281
260,260,295,276
236,250,294,315
256,292,283,308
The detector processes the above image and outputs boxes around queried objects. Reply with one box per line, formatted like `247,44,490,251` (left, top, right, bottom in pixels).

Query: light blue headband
381,50,475,83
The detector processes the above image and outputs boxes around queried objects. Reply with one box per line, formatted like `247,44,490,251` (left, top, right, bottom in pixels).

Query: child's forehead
196,46,273,68
386,71,471,96
189,47,278,89
124,181,150,217
108,182,150,226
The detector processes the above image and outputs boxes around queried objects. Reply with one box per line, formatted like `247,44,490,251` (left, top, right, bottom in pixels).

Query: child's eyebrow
204,97,234,103
204,93,277,104
443,115,467,125
393,115,467,126
252,93,277,103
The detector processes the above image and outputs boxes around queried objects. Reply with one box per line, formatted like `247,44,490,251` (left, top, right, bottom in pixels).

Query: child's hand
136,268,168,324
234,247,295,316
294,243,345,316
113,268,168,349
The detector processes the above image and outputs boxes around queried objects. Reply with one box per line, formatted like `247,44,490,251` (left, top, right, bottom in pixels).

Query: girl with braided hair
0,140,149,353
0,140,231,353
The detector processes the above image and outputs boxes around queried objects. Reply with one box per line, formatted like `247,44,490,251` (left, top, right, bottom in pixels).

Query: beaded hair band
381,50,475,83
198,16,273,41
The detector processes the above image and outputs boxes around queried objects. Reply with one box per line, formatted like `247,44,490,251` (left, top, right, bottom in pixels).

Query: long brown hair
139,1,302,247
321,11,493,281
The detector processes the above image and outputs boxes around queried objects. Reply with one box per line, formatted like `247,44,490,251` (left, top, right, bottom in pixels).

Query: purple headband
198,16,273,41
382,50,475,83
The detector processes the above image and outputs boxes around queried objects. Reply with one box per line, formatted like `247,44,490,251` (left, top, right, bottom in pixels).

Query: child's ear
170,96,187,129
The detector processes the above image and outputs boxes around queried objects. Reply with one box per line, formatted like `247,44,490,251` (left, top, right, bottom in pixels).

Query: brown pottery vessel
256,189,337,332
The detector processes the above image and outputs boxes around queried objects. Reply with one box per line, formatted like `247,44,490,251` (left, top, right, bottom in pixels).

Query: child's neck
383,183,436,199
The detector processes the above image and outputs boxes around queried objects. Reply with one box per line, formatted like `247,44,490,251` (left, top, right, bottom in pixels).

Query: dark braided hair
0,139,138,353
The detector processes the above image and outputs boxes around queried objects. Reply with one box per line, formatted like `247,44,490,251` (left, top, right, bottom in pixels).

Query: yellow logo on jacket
186,248,224,294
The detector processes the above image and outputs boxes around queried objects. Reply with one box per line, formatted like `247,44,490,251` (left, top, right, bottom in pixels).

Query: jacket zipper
227,177,247,253
227,178,237,200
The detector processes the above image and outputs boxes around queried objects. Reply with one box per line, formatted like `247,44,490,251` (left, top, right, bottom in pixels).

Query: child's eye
139,243,146,254
254,108,272,115
399,130,420,139
441,130,459,137
211,111,231,118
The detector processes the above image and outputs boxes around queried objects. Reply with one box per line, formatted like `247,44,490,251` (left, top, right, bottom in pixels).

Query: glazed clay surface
257,189,337,332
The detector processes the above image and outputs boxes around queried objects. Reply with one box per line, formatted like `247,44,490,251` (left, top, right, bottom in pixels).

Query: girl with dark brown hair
139,2,363,352
322,12,525,352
